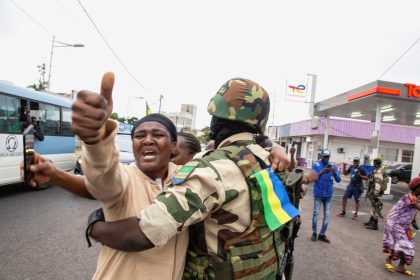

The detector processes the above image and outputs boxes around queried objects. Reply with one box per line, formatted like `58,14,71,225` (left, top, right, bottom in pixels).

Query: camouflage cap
373,158,382,164
207,78,270,134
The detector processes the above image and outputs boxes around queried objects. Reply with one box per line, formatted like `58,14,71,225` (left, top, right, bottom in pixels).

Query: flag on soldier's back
253,168,300,231
146,102,152,115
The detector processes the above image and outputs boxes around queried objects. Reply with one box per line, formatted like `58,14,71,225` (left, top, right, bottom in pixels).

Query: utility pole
158,94,163,114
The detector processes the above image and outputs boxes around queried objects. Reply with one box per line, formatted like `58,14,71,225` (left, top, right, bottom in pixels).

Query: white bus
0,82,76,189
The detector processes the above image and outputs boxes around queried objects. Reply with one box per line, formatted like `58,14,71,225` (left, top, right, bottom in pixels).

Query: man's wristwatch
86,208,105,247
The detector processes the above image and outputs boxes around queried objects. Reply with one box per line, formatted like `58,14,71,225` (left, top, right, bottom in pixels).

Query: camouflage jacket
372,166,385,194
138,132,270,260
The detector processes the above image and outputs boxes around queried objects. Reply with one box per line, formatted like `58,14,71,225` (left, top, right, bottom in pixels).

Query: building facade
165,104,197,131
268,117,420,168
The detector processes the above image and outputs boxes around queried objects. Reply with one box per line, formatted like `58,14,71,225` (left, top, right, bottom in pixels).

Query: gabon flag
146,102,152,115
253,168,300,231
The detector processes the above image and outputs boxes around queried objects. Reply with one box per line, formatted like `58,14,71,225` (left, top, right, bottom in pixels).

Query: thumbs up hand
71,72,115,144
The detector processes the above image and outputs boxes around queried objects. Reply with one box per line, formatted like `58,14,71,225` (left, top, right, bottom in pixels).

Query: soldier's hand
269,145,289,172
71,72,115,144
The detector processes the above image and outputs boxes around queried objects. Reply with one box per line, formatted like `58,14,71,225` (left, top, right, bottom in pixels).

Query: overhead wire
9,0,53,36
377,36,420,80
75,0,150,93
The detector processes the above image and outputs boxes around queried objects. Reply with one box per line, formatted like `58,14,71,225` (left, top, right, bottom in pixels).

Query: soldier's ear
170,142,177,156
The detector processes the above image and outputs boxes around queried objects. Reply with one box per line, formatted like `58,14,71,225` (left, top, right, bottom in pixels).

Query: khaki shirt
82,121,188,280
139,132,270,259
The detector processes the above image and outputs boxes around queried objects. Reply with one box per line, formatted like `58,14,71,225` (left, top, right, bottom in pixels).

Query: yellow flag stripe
261,170,292,224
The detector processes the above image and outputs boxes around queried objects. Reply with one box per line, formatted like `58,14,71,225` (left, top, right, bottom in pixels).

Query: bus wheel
34,182,51,191
24,181,50,191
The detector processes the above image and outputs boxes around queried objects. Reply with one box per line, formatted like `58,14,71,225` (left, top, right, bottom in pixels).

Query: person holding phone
337,157,368,220
310,149,341,243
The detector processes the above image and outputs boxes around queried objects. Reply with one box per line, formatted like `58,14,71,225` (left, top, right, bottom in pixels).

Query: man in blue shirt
311,149,341,243
337,157,368,220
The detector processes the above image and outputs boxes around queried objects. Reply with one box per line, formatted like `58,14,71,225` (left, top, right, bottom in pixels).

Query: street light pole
47,36,84,90
47,35,56,90
158,94,163,114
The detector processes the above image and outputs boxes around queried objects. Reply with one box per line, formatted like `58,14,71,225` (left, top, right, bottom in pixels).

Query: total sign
404,83,420,98
0,134,23,158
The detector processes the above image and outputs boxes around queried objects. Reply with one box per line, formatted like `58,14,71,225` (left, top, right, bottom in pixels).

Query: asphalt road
0,182,418,280
0,184,100,280
294,183,420,280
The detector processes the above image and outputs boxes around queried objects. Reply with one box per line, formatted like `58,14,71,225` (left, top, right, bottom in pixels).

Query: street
0,184,100,280
0,182,419,280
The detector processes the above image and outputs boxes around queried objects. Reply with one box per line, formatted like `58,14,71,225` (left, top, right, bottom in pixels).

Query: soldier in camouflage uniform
364,158,387,230
83,77,299,280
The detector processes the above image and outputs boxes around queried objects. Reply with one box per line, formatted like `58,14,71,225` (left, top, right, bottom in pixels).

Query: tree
110,112,120,120
127,117,139,125
198,126,211,144
27,63,48,91
110,112,137,125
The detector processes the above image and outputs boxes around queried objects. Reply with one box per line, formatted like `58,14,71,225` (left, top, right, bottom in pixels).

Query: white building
165,104,197,131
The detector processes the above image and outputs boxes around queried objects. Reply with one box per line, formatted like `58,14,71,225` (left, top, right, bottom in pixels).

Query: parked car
74,133,135,175
386,163,412,184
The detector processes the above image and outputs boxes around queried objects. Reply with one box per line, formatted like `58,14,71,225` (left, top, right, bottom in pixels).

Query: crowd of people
22,72,419,279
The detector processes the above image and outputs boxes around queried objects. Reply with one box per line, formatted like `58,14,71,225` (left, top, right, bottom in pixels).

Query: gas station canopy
314,80,420,126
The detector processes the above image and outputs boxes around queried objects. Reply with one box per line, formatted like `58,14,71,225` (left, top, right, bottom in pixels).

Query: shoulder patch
171,161,199,185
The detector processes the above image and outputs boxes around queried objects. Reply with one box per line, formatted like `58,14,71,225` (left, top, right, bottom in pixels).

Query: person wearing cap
76,75,296,279
382,177,420,276
365,158,388,230
337,157,368,220
310,149,341,243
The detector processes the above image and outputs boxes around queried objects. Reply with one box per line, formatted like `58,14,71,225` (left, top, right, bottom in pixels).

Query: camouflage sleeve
138,159,226,247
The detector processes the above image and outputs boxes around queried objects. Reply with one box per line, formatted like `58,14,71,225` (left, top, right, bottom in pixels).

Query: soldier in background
365,158,388,230
79,77,299,279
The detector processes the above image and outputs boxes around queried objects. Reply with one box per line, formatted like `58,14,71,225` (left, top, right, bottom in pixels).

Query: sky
1,0,420,130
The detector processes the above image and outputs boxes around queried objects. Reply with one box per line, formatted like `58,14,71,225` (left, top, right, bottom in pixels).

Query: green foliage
127,117,138,125
27,81,48,91
110,112,137,125
27,63,48,91
198,126,211,144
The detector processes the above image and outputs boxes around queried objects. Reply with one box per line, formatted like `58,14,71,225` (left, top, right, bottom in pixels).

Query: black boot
364,216,374,226
366,218,378,230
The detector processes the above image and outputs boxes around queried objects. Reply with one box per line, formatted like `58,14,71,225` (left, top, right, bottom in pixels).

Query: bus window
39,103,60,135
62,107,73,136
0,93,22,133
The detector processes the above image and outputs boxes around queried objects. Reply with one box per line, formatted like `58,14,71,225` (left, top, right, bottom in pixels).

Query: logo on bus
6,135,18,152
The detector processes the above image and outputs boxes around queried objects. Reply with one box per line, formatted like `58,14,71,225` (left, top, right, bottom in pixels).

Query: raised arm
71,73,128,202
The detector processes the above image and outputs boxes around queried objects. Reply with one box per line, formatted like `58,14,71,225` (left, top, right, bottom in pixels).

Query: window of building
0,93,22,133
401,149,414,163
378,147,398,162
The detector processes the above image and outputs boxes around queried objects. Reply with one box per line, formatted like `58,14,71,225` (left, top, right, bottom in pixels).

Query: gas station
313,79,420,186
